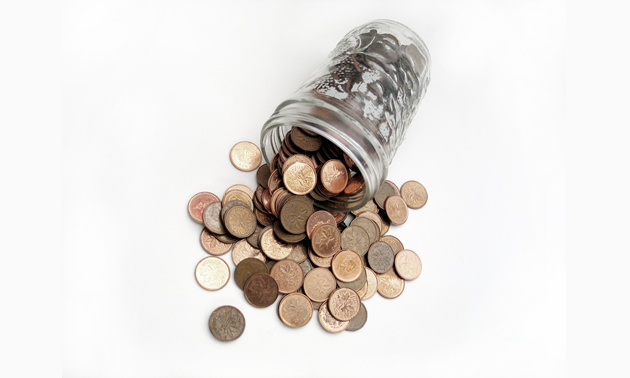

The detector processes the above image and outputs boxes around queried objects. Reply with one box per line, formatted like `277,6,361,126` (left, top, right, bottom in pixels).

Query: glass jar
260,19,431,211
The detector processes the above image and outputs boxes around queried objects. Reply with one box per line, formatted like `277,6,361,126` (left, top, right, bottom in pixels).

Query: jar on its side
260,19,431,211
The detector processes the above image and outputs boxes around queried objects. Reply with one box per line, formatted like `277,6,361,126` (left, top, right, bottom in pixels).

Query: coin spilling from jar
189,128,427,341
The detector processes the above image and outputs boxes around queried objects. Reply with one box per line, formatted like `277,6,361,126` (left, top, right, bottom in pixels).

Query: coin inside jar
269,259,304,294
243,273,279,308
277,293,313,328
331,250,363,283
208,305,245,342
195,256,230,291
394,249,422,280
234,257,269,290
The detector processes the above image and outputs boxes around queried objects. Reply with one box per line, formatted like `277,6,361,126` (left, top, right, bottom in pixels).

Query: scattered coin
200,228,232,256
400,180,428,209
230,141,262,172
195,256,230,291
256,164,271,188
337,264,367,291
278,293,313,328
224,205,257,238
306,210,337,239
188,192,220,224
376,268,405,299
394,249,422,280
318,301,349,333
308,248,333,268
328,288,361,321
362,268,379,300
225,184,255,200
355,211,383,235
340,225,370,256
346,302,368,332
203,201,227,235
380,235,404,255
311,224,341,257
384,195,409,225
286,241,308,264
299,258,313,276
374,180,399,210
270,259,304,294
244,273,279,308
209,305,245,342
303,268,337,303
331,250,363,283
234,257,269,290
259,226,292,260
232,239,266,265
367,241,395,274
349,217,379,245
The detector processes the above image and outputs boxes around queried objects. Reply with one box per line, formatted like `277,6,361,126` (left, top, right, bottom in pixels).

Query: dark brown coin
350,217,379,245
290,127,322,152
188,192,220,224
255,208,275,227
267,169,282,193
243,273,278,308
384,195,409,225
340,225,370,256
306,210,337,239
367,241,395,274
280,196,314,234
278,293,313,328
400,180,428,209
256,164,272,188
374,180,399,210
378,212,390,235
273,220,307,244
224,205,257,238
208,305,245,342
311,224,341,258
214,232,240,244
346,302,367,332
234,257,269,290
329,210,347,224
246,224,263,249
270,259,304,294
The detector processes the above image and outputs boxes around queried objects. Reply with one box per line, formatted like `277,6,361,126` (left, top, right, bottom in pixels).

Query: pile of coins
188,132,427,341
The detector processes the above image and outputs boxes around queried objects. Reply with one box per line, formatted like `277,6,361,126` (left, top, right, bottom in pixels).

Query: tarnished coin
299,258,313,276
306,210,337,239
232,239,266,266
303,268,337,303
376,268,405,299
273,221,307,244
243,273,278,308
311,224,341,258
367,241,395,274
350,217,379,245
394,249,422,280
195,256,230,291
280,196,314,234
290,127,322,152
400,180,428,209
267,169,282,193
312,300,323,311
328,288,361,321
351,199,378,215
384,195,409,225
266,260,276,271
374,180,399,210
200,228,232,256
362,268,378,300
308,248,333,268
286,241,308,264
214,232,240,244
278,293,313,328
340,225,370,256
319,159,349,195
188,192,220,224
270,259,304,294
337,264,367,291
203,201,227,235
222,189,254,211
246,224,263,249
234,257,269,290
355,211,383,235
225,184,254,200
255,208,274,227
380,235,404,255
318,301,349,333
283,161,317,195
224,205,257,238
209,305,245,342
256,164,271,188
378,213,390,235
346,302,367,332
331,250,363,283
259,227,292,260
230,141,262,172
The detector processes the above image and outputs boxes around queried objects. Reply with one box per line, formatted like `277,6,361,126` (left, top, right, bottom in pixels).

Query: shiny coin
350,217,379,245
362,268,378,300
278,293,313,328
394,249,422,280
222,189,254,211
230,141,262,172
331,250,363,283
384,195,409,225
283,162,317,195
223,205,257,238
243,273,278,308
319,159,349,195
327,288,361,321
195,256,230,291
306,210,337,239
234,257,269,290
303,268,337,303
208,305,245,342
232,239,266,265
340,225,370,256
200,228,232,256
400,180,428,209
203,201,227,235
188,192,220,224
376,268,405,299
259,227,293,260
346,302,367,332
318,301,349,333
270,259,304,294
380,235,404,255
311,224,341,258
367,241,395,273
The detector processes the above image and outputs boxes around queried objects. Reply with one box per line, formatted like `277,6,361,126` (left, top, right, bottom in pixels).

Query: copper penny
267,169,282,193
312,300,323,311
273,221,307,244
376,268,405,299
208,305,245,342
270,259,304,294
243,273,278,308
311,224,341,258
346,302,368,332
355,211,383,236
380,235,404,255
303,268,337,303
299,258,313,276
290,127,322,152
367,241,395,274
394,249,422,280
230,141,262,172
234,257,269,290
259,227,292,260
283,162,317,196
255,208,275,227
246,224,263,249
225,184,254,200
374,180,399,210
200,228,232,256
378,213,390,235
195,256,230,291
351,199,378,215
327,288,361,321
319,159,348,195
203,201,227,235
318,301,349,333
223,205,257,238
278,293,313,328
344,174,364,195
286,241,308,264
222,189,254,211
284,153,317,171
400,180,428,209
350,217,379,245
355,279,369,299
280,196,314,235
232,239,266,266
256,164,271,188
340,225,370,256
214,232,240,244
306,210,337,239
337,264,367,291
331,250,363,283
384,195,409,225
188,192,220,224
362,268,378,300
308,248,333,268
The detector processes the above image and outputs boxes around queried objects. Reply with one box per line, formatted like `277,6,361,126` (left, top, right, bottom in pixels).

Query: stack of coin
189,139,428,337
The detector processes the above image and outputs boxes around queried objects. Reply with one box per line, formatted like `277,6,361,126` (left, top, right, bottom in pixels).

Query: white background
62,0,565,377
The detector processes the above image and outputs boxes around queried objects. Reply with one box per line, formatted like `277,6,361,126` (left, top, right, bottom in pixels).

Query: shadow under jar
260,19,431,211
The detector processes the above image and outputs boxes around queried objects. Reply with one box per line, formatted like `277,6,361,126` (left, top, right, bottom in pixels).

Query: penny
283,162,317,196
280,196,314,234
232,239,266,265
214,232,240,244
208,305,245,342
234,257,269,290
230,141,262,172
350,217,379,245
200,228,232,256
223,205,257,238
376,268,405,299
374,180,399,210
308,248,333,268
312,300,323,311
355,211,383,236
270,259,304,294
246,224,263,249
299,258,313,276
277,292,313,328
273,221,307,244
384,195,409,225
367,241,395,273
286,241,308,264
356,279,369,298
267,169,283,193
256,164,271,188
380,235,404,255
203,201,227,235
344,174,364,195
351,199,378,215
290,127,322,152
195,256,230,291
394,249,422,280
337,264,367,291
284,153,317,171
400,180,428,209
266,260,276,271
259,226,293,260
319,159,348,195
222,189,254,211
329,210,347,224
243,273,279,308
318,301,349,333
303,268,337,303
311,224,341,258
346,302,367,332
327,288,361,321
255,208,275,227
188,192,220,224
362,268,378,300
225,184,254,200
340,225,370,256
306,210,337,239
331,250,363,283
378,213,390,235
